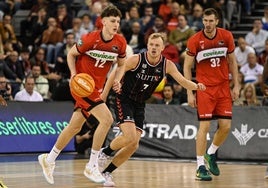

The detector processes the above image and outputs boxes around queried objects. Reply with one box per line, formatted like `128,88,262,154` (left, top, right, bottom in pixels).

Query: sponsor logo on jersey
112,45,119,52
196,47,227,62
136,73,160,81
85,50,118,61
218,40,225,46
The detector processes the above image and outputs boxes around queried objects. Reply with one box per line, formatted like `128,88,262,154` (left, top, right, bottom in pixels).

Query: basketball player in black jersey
98,33,206,186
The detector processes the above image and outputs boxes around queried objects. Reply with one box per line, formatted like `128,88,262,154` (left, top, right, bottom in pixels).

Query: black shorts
115,94,145,131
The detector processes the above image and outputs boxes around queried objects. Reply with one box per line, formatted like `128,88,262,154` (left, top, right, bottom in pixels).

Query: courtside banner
218,106,268,160
0,101,74,153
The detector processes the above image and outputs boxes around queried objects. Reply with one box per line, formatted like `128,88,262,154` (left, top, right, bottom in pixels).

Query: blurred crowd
0,0,267,107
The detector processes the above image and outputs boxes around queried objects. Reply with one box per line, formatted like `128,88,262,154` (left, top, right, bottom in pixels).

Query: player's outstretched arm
166,59,205,91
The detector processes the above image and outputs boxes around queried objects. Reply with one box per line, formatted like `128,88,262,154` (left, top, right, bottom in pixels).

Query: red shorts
71,89,104,118
196,81,232,120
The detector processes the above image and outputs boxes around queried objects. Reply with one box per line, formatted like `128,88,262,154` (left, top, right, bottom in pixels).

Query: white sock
46,146,61,163
207,143,219,155
87,149,100,168
197,155,205,169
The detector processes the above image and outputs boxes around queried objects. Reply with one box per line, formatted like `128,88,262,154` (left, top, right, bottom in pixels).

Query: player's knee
67,123,83,135
220,125,231,134
128,141,139,152
99,113,113,127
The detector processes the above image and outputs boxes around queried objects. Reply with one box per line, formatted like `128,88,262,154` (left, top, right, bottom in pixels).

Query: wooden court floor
0,153,267,188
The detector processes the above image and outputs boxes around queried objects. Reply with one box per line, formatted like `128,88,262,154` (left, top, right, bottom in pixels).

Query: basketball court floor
0,153,267,188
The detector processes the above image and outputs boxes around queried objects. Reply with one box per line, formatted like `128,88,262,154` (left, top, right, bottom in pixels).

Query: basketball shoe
265,166,268,179
0,179,8,188
38,154,55,184
196,165,212,181
103,172,115,187
84,164,105,183
205,153,220,176
98,148,111,172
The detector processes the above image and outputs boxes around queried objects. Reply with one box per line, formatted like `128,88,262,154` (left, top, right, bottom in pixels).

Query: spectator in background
139,4,155,34
31,7,49,47
80,13,94,34
0,74,12,101
91,1,103,30
40,17,64,65
161,31,180,70
158,0,172,23
187,3,204,32
75,115,99,155
240,52,264,87
54,32,74,80
234,83,261,106
3,39,13,55
30,64,49,100
54,4,73,31
166,2,181,32
125,21,146,54
180,0,195,16
20,0,48,46
121,5,140,37
18,47,31,76
242,0,252,16
14,76,43,102
245,19,268,55
0,54,21,91
262,6,268,31
258,38,268,66
144,15,167,44
51,32,75,101
261,59,268,106
65,17,88,42
30,47,50,76
234,37,256,68
5,50,24,96
157,83,179,105
0,14,21,51
169,14,195,53
172,82,188,105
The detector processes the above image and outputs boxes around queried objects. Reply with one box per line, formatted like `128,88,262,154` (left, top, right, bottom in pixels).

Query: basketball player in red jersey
183,8,240,181
38,5,127,184
97,33,206,186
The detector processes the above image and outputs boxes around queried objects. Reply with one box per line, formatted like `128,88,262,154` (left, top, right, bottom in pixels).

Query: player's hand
187,93,197,108
112,80,121,93
231,84,240,100
0,95,7,106
197,83,206,91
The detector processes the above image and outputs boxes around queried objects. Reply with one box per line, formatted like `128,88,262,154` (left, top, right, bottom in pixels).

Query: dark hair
203,8,219,19
101,5,122,18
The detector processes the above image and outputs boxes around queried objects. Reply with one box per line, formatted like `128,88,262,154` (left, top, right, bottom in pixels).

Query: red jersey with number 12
76,30,127,91
186,28,235,86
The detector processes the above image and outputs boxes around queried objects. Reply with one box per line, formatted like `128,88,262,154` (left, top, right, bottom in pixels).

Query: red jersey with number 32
76,30,127,91
186,28,235,86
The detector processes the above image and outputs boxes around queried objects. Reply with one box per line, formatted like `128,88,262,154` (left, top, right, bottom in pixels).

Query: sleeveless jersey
121,52,166,102
186,28,235,86
76,30,127,91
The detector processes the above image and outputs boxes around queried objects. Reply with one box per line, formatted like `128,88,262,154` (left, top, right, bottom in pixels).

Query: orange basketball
70,73,95,97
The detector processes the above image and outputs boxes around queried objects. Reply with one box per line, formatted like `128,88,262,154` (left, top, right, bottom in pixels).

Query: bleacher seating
12,10,30,36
